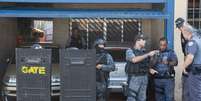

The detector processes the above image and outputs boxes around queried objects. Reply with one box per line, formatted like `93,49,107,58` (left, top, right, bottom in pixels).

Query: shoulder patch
188,41,194,46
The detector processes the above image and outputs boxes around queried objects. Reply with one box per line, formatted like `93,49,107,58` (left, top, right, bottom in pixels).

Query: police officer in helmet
95,38,115,101
69,27,86,49
125,34,157,101
176,17,201,101
150,37,178,101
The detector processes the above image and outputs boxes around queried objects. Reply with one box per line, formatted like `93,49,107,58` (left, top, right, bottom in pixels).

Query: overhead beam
0,0,166,3
0,8,169,19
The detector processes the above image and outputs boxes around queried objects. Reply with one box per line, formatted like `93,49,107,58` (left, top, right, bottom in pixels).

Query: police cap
134,34,147,43
175,17,185,28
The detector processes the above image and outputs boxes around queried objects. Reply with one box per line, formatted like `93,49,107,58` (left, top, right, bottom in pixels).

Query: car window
106,48,127,62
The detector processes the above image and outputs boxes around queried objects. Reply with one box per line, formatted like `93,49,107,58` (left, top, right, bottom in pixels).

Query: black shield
16,48,51,101
60,49,96,101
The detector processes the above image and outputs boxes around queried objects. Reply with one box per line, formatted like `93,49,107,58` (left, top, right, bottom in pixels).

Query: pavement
109,93,126,101
4,93,126,101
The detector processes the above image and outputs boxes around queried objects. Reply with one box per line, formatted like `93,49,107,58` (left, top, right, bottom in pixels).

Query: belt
128,73,147,76
127,71,148,76
154,75,174,79
153,71,175,79
192,64,201,67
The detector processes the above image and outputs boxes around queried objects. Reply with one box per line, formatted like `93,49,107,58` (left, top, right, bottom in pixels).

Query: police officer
0,56,10,101
95,38,115,101
125,34,157,101
31,28,43,49
176,18,190,101
69,28,86,49
176,17,201,101
150,37,178,101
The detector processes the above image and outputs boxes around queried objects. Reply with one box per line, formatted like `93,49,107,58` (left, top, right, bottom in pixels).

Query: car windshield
106,48,127,62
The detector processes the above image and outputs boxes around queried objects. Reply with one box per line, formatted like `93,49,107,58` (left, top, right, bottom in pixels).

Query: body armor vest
125,49,149,75
96,52,108,82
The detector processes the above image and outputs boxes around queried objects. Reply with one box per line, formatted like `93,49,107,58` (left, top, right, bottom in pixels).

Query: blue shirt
154,49,178,74
126,48,135,62
185,40,198,56
185,33,201,65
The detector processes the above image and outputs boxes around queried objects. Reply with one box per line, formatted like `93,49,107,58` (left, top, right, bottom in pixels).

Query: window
188,0,201,29
107,20,122,42
70,18,141,49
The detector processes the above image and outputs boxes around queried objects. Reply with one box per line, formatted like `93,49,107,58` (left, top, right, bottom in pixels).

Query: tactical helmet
175,17,185,28
31,44,42,49
94,38,106,46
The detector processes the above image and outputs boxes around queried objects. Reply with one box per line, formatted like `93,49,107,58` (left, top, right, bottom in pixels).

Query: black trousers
96,82,109,101
0,64,7,101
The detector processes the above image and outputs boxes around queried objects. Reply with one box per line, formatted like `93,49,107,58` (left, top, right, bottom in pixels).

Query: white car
2,45,129,100
2,44,60,100
105,47,128,93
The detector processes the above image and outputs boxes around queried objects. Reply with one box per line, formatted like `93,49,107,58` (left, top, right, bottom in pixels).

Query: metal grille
16,48,51,101
70,18,141,49
188,0,201,29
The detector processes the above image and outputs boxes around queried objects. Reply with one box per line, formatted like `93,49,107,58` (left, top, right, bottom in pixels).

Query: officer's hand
149,68,158,75
96,64,102,70
162,60,169,65
181,64,188,74
182,67,188,74
148,50,159,57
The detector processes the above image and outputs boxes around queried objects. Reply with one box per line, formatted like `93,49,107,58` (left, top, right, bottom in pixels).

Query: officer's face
179,26,191,40
139,39,146,47
159,41,167,51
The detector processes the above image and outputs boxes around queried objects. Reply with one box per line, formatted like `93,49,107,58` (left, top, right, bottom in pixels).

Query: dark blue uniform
185,33,201,101
182,72,190,101
152,49,178,101
96,50,115,101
